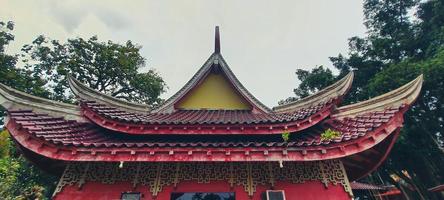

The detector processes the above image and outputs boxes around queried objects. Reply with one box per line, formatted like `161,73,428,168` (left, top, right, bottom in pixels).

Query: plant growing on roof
281,130,291,142
320,129,342,141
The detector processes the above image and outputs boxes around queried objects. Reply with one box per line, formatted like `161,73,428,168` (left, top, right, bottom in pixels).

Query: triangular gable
175,65,252,110
154,53,270,113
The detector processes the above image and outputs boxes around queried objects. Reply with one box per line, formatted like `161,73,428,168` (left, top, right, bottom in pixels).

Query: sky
0,0,366,107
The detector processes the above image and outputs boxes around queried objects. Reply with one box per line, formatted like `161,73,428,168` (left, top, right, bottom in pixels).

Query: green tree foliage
0,22,49,98
1,21,57,200
293,66,335,99
0,20,168,199
367,49,444,193
415,0,444,57
0,21,49,125
284,0,444,199
0,130,57,200
21,35,166,106
279,66,334,104
363,0,419,62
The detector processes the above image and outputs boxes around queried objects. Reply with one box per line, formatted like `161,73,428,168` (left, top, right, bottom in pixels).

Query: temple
0,27,423,200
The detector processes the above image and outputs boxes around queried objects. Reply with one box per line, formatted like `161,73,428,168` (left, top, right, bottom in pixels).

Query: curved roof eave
333,74,423,119
68,75,150,113
273,71,354,113
5,106,405,163
0,82,83,121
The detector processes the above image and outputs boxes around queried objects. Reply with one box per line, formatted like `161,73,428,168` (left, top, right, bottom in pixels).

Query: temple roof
64,26,354,134
6,104,403,152
0,26,423,181
73,72,352,134
3,74,422,180
79,97,336,135
5,98,409,180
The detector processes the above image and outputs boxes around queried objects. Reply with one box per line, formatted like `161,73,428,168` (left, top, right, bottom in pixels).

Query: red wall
55,180,351,200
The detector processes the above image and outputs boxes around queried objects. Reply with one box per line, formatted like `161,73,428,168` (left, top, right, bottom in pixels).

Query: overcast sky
0,0,366,107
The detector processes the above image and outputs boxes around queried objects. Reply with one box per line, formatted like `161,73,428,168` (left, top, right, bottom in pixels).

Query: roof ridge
217,55,272,113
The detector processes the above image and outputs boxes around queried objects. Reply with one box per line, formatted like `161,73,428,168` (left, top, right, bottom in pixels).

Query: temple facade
0,27,423,200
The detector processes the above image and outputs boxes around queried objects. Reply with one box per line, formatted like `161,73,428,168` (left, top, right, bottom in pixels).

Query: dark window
121,192,141,200
171,192,235,200
262,190,285,200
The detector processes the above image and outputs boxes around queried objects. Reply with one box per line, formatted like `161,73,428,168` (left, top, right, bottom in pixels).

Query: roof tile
7,106,400,149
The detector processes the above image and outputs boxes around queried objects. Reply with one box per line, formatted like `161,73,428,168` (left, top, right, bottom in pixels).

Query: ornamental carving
53,160,353,198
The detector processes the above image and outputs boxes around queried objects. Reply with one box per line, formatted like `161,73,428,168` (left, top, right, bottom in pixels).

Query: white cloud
0,0,365,107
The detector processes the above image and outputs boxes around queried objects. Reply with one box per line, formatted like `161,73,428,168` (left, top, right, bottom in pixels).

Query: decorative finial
215,26,220,53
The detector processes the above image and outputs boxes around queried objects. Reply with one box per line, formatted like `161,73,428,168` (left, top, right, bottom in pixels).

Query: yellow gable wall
176,74,252,110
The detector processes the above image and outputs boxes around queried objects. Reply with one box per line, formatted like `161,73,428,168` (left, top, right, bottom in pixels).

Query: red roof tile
79,98,337,135
4,103,406,170
83,100,331,125
8,105,400,149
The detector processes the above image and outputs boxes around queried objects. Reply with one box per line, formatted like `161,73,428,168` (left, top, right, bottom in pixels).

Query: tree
283,0,444,199
0,21,57,200
0,21,49,115
415,0,444,57
363,0,419,62
0,21,50,125
21,35,167,106
279,66,335,105
0,130,57,200
1,20,168,199
367,49,444,193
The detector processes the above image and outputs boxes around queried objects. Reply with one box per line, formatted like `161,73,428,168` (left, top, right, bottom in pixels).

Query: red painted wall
55,180,351,200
